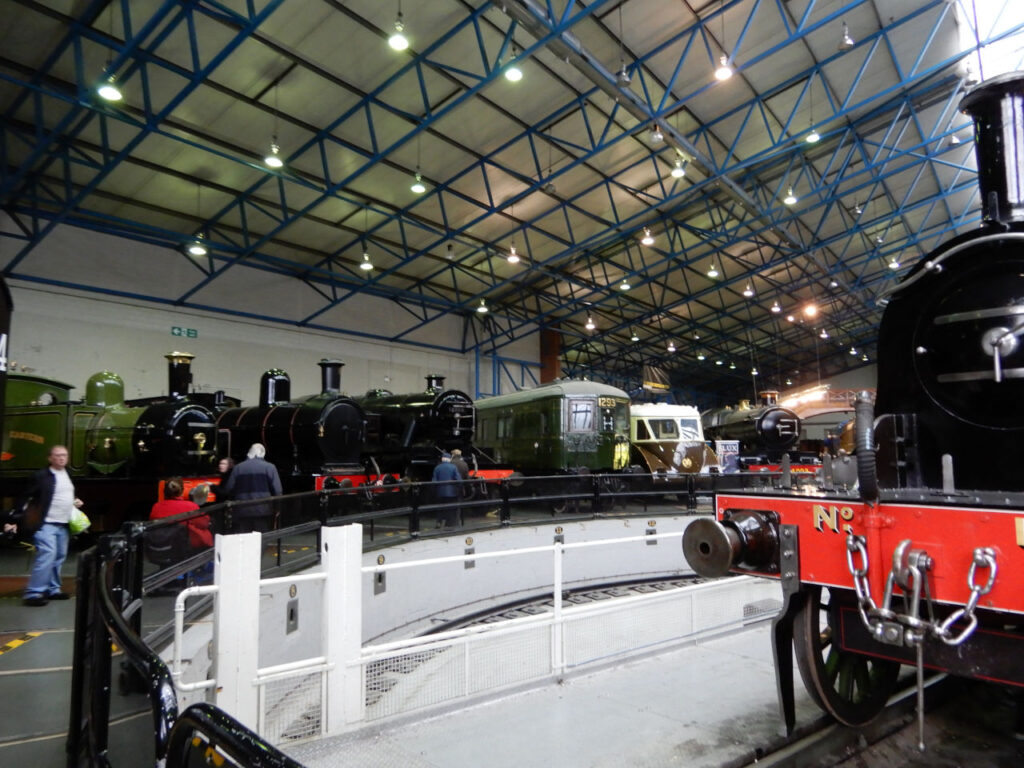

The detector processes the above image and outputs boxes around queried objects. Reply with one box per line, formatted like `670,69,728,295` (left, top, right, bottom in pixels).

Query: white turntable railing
170,526,781,746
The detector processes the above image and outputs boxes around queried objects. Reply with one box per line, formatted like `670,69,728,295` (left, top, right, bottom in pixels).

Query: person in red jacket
150,477,213,549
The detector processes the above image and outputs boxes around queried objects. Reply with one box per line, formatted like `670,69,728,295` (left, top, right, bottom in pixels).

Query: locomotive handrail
165,703,305,768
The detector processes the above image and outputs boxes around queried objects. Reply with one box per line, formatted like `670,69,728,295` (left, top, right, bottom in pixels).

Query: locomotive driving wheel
793,586,900,726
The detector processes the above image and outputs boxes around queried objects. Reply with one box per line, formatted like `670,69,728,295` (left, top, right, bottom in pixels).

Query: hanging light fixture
786,314,796,322
650,124,664,143
586,316,596,331
505,43,523,82
714,6,733,81
667,341,676,352
410,170,426,194
670,158,686,178
819,329,829,339
97,13,123,101
410,134,427,193
186,185,206,256
838,21,855,52
707,262,719,278
616,5,631,86
888,256,901,270
388,2,409,50
728,361,736,370
630,330,640,342
803,303,818,318
446,243,455,260
715,359,723,366
770,300,782,313
360,250,374,271
640,227,655,246
806,81,819,143
697,352,706,361
854,202,863,215
806,127,820,144
742,283,754,298
751,366,758,375
783,187,798,205
785,377,793,385
264,83,283,168
507,243,520,264
715,55,733,81
849,346,857,356
619,278,630,291
861,353,869,362
97,73,123,102
264,138,283,168
477,299,488,313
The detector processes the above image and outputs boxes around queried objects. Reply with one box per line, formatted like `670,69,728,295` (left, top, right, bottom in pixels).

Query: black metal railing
65,469,787,766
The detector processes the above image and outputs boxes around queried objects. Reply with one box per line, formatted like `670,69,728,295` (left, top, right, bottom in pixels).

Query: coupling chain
843,534,997,647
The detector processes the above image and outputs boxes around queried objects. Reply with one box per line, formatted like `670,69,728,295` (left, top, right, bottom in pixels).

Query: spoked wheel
793,585,900,726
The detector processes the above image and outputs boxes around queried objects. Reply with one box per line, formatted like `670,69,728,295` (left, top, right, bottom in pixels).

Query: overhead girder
1,0,1020,402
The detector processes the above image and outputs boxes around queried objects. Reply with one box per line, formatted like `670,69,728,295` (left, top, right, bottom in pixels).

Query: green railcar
474,380,631,473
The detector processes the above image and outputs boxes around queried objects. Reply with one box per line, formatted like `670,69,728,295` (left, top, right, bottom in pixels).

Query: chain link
935,547,997,646
844,535,997,647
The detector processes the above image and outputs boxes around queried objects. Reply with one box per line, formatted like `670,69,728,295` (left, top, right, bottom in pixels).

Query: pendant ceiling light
585,316,596,331
388,2,409,50
505,43,523,82
707,262,719,278
838,21,855,52
477,299,488,313
670,159,686,178
97,74,122,102
783,187,797,205
640,227,655,246
507,244,520,264
360,250,373,271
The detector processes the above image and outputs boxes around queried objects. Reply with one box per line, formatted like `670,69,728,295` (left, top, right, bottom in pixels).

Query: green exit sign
171,326,198,338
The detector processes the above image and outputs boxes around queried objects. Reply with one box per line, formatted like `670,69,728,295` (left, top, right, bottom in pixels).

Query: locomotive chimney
759,390,779,406
319,359,344,395
425,374,445,393
960,72,1024,223
165,351,194,400
259,368,290,407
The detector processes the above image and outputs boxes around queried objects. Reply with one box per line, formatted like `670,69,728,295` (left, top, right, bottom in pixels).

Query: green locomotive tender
474,379,631,473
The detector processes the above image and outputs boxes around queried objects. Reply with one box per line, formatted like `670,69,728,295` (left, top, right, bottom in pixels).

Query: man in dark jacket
7,445,83,606
221,443,283,533
431,452,462,528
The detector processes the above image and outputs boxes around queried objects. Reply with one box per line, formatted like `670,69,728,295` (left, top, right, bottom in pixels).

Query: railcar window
567,399,596,432
614,401,628,434
650,419,679,439
679,418,701,441
636,421,651,440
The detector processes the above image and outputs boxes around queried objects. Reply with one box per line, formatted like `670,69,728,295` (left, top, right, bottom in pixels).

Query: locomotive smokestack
319,359,344,395
960,72,1024,223
260,368,290,407
759,390,779,407
165,351,194,400
425,374,445,393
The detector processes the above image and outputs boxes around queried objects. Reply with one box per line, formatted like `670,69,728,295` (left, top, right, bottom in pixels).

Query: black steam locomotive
701,390,814,470
354,374,476,481
2,352,228,529
682,72,1024,741
215,359,367,490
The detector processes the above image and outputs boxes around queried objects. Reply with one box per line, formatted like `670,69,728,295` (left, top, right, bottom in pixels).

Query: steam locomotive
1,352,227,529
701,390,818,471
682,72,1024,741
215,363,512,493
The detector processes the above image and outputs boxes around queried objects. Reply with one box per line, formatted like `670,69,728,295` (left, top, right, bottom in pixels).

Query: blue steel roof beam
557,133,980,364
4,0,287,272
685,5,1019,183
176,2,617,301
296,0,921,325
0,0,221,207
331,0,851,321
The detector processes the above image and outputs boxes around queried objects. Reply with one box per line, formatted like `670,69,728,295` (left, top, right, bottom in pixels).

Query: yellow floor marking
0,631,42,657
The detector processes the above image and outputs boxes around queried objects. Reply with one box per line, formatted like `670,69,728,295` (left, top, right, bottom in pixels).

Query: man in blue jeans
14,445,83,606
